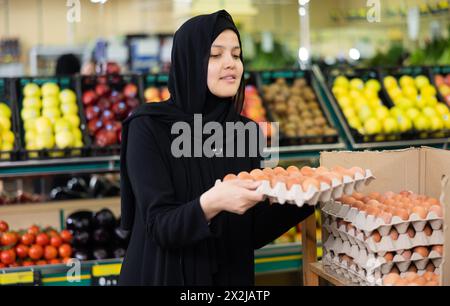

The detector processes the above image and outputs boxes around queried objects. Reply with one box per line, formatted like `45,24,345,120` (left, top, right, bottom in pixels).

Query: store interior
0,0,449,286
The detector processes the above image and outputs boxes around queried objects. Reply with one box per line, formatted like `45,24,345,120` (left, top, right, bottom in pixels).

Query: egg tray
322,213,444,253
323,235,443,275
233,169,375,207
323,250,441,286
321,200,443,235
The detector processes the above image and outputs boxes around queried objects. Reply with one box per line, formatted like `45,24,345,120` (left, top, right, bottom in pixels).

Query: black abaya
118,10,314,286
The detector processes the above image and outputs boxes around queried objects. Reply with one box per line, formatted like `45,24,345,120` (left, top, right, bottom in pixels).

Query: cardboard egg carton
322,211,444,253
323,235,443,276
253,169,375,207
321,200,443,234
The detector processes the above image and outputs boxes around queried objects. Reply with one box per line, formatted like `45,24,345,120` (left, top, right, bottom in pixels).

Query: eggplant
72,230,91,246
66,211,94,231
72,248,91,261
93,228,111,245
93,247,110,260
113,227,130,247
93,208,116,229
50,187,84,201
67,177,89,194
112,247,126,259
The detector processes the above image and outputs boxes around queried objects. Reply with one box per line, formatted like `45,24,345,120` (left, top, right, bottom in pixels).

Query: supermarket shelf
0,156,120,178
309,261,351,286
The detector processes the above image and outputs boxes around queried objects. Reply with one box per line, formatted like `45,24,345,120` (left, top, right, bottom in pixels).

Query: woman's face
207,29,243,98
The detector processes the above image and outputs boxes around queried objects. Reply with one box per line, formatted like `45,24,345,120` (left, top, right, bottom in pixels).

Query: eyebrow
211,45,241,50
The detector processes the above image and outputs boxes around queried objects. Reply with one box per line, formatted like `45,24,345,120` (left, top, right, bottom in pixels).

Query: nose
223,53,236,70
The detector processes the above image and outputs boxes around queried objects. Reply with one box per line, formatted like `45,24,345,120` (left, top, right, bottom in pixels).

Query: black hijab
121,10,246,230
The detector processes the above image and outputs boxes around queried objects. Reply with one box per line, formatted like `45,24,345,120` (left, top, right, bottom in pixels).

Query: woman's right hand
200,179,264,221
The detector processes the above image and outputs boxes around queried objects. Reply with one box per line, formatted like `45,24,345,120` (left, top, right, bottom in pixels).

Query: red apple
110,91,125,104
101,109,115,122
82,90,98,106
85,105,101,121
95,84,111,97
97,75,108,85
95,129,118,147
126,97,139,110
106,62,121,75
118,131,122,143
160,87,170,100
124,83,138,98
435,75,445,87
97,97,112,111
88,119,103,136
112,101,128,120
112,121,122,133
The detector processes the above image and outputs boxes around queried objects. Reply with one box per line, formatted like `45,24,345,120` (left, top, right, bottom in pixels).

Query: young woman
119,10,313,286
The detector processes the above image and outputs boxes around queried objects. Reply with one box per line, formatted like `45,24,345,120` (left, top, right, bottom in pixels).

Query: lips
220,75,237,82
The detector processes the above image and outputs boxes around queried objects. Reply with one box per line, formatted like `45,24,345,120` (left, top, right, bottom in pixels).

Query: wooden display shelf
309,261,351,286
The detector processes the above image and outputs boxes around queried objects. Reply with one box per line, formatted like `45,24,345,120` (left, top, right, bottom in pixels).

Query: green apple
364,88,378,100
343,107,356,119
442,114,450,129
398,97,415,110
348,117,362,129
338,96,352,108
54,118,72,133
413,115,430,130
64,115,80,129
35,117,53,134
42,96,60,109
368,98,382,108
406,108,420,120
423,96,438,107
388,87,403,101
396,115,412,132
61,103,78,116
429,116,444,130
399,75,414,88
364,117,382,135
2,130,14,144
23,83,41,97
383,117,398,134
415,75,429,89
422,106,437,117
0,117,11,131
23,97,42,109
21,107,40,121
59,89,77,104
349,90,363,101
42,107,61,121
384,76,398,90
358,105,373,122
421,85,436,97
36,133,55,149
375,106,390,120
0,103,11,118
72,128,83,141
24,118,37,132
55,130,75,149
1,141,13,152
365,79,381,92
350,78,364,90
41,82,60,97
402,86,418,100
436,103,450,115
390,106,404,118
416,97,428,109
25,130,37,144
334,76,349,88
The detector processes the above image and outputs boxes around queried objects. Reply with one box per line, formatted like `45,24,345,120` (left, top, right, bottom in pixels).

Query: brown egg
427,197,440,206
401,250,412,260
369,192,381,200
407,265,418,273
315,166,329,174
223,173,237,181
286,165,300,174
393,208,410,221
411,277,427,286
352,192,365,201
372,230,382,243
400,190,412,197
407,227,415,238
353,201,364,211
389,228,399,240
378,195,387,204
384,252,394,262
286,177,301,190
302,178,320,191
426,280,439,286
404,271,418,281
384,199,395,206
300,166,315,176
348,166,364,177
273,166,288,176
345,197,357,205
238,171,254,181
383,273,400,285
379,212,392,224
409,206,426,219
423,271,435,281
384,191,396,198
326,171,343,181
413,246,429,258
362,196,372,204
315,175,332,186
431,245,443,255
262,167,274,177
425,262,435,272
429,205,443,217
393,194,403,201
423,225,433,236
366,206,380,217
358,203,368,212
367,199,380,207
394,278,409,286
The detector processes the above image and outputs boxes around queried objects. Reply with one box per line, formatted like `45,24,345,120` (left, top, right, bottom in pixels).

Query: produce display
0,191,45,205
322,191,443,286
0,102,15,159
65,209,129,261
0,220,73,268
434,73,450,106
19,80,84,158
261,77,337,144
50,175,120,201
242,85,272,138
222,165,374,206
144,86,170,103
82,75,140,148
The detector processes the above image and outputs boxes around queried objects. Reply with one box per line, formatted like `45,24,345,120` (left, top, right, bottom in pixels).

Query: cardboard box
320,147,450,286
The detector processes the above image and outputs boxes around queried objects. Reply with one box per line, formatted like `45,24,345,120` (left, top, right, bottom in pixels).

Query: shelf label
91,263,121,286
0,271,39,286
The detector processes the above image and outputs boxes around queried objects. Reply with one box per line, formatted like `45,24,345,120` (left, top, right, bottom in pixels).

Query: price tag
0,271,40,286
91,263,121,286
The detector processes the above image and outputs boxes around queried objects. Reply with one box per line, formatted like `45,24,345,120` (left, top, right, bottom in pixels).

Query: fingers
233,179,261,190
242,189,265,202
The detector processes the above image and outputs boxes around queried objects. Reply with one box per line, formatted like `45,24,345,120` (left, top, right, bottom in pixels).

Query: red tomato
1,249,16,265
47,229,59,238
50,235,63,248
44,245,58,260
62,257,72,264
36,233,50,246
60,230,73,243
15,244,30,259
58,244,73,258
9,262,20,268
49,258,61,265
0,262,6,268
22,260,35,267
28,244,44,260
27,225,40,236
36,260,47,266
0,220,9,233
1,232,18,246
21,233,35,246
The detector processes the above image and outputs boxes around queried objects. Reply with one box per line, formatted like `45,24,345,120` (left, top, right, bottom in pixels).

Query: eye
233,54,240,59
210,54,221,58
